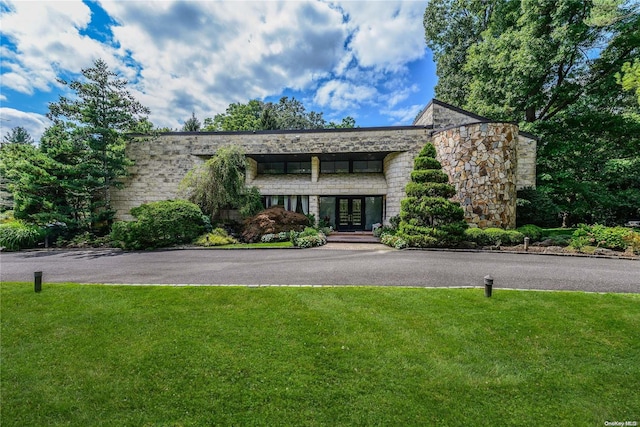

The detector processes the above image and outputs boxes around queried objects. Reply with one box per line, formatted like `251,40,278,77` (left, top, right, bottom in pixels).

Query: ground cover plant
1,283,638,426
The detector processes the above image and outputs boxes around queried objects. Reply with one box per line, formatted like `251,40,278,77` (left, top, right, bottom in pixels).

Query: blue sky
0,0,437,141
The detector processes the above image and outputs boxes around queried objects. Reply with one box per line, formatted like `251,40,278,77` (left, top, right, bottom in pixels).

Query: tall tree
47,59,150,226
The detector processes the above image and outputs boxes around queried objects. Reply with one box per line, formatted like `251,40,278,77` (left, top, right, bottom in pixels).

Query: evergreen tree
47,58,150,229
2,127,34,145
397,144,467,247
182,112,201,132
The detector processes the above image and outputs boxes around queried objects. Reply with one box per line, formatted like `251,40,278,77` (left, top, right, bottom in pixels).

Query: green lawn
1,283,638,426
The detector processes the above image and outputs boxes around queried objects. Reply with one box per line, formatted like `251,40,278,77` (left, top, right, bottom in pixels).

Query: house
111,99,536,230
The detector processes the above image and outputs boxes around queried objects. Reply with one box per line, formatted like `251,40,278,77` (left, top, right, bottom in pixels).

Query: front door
337,197,364,231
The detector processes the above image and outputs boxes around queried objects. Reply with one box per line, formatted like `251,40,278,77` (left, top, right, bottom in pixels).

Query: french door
337,197,364,231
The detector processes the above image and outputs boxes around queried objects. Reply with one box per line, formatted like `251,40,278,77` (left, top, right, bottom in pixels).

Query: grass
1,283,638,426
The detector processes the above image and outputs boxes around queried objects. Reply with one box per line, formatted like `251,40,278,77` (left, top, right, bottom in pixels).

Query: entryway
337,197,364,231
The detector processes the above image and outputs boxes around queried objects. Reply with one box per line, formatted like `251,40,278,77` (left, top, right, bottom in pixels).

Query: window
258,161,311,174
320,160,349,173
320,159,382,173
353,160,383,173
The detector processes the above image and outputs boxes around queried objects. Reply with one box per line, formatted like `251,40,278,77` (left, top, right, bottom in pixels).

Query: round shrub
291,228,327,248
110,200,206,250
517,224,544,242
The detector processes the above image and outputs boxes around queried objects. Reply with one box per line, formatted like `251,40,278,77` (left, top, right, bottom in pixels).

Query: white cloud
0,108,50,143
381,104,425,125
1,0,432,129
314,80,377,111
338,1,428,73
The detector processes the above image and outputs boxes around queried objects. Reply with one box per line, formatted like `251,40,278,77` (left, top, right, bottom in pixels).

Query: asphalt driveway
1,244,638,293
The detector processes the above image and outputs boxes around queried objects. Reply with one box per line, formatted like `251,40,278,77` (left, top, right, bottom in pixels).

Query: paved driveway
1,245,638,293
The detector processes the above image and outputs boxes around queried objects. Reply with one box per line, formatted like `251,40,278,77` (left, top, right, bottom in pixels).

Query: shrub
0,220,43,251
290,227,327,248
464,227,525,246
196,228,237,246
517,224,544,242
261,231,290,243
110,200,206,250
623,232,640,254
380,234,408,249
570,224,636,251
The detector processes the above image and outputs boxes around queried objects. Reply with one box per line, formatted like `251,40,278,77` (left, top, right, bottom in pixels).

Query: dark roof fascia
128,124,434,138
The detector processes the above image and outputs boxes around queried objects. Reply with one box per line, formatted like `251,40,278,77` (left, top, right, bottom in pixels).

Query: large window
258,161,311,174
320,159,382,174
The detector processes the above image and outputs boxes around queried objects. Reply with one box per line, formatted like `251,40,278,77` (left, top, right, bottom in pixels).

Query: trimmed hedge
517,224,544,242
464,227,525,246
111,200,206,250
405,182,456,199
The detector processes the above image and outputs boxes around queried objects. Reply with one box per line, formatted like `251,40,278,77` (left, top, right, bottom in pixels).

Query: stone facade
111,99,537,229
432,123,518,228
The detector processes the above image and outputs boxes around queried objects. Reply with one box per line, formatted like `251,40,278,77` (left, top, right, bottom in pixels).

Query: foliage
260,232,290,243
516,224,544,242
516,187,560,227
0,220,43,251
180,146,258,220
1,60,149,235
2,127,34,145
289,227,327,248
182,112,201,132
617,59,640,104
195,228,237,247
425,0,639,123
47,58,150,225
530,110,640,225
380,233,408,249
110,200,206,250
464,227,525,246
397,143,466,248
570,224,637,252
203,97,356,131
424,1,640,226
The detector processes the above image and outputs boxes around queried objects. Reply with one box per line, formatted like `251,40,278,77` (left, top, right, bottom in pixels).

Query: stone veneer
110,100,536,228
432,122,518,228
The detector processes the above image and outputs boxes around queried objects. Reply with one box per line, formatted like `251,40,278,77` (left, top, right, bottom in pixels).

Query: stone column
311,156,319,183
432,122,518,229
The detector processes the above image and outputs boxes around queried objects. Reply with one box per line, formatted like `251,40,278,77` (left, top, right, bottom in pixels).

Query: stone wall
432,122,518,229
112,105,534,229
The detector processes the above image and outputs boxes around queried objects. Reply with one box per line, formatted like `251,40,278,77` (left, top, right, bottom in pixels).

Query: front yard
1,283,638,426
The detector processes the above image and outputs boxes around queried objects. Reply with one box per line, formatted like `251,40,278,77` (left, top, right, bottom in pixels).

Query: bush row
570,224,639,253
464,227,525,246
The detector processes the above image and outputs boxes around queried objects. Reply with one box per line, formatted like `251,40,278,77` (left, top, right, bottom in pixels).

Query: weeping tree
179,145,262,220
397,143,467,247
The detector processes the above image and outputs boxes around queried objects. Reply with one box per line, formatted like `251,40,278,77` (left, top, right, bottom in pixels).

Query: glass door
337,197,364,231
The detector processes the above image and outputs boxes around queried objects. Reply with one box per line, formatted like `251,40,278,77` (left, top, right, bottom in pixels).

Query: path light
524,237,530,251
34,271,42,293
484,275,493,297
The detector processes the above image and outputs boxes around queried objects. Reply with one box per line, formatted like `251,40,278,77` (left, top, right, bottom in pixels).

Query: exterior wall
112,128,429,221
432,122,518,229
112,100,535,229
516,134,536,189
